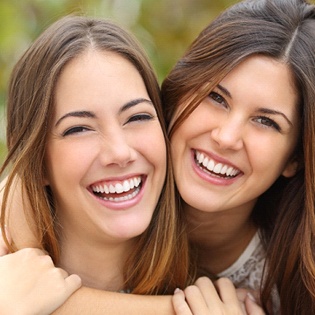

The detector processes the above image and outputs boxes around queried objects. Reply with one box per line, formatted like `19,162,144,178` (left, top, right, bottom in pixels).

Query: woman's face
171,55,300,215
45,50,166,243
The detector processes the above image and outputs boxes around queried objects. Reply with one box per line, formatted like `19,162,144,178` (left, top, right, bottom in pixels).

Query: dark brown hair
162,0,315,312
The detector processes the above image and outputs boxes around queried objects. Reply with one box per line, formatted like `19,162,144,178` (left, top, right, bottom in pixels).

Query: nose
99,131,137,168
211,115,244,151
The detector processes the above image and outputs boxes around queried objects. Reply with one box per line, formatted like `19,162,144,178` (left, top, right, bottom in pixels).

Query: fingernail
174,288,182,294
247,292,257,302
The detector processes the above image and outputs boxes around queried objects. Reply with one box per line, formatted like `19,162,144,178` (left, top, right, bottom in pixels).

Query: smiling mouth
194,150,241,179
91,176,143,202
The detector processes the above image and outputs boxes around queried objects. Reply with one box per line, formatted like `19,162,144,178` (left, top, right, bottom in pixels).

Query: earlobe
282,160,298,178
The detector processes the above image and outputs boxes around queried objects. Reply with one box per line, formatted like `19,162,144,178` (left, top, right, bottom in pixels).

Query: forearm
53,286,175,315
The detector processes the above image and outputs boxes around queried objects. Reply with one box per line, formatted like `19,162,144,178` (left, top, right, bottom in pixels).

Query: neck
185,202,257,275
58,229,135,291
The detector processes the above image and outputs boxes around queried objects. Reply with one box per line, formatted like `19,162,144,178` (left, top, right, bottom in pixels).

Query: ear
282,159,298,178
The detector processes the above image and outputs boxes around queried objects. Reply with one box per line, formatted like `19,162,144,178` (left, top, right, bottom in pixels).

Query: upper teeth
196,151,239,177
92,177,141,194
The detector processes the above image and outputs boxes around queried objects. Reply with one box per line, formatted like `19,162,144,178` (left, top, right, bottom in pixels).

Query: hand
236,288,265,315
172,277,265,315
0,247,82,315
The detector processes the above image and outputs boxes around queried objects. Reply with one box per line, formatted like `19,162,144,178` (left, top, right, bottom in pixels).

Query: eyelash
254,116,281,131
209,91,282,132
62,126,90,137
62,114,154,136
125,113,154,124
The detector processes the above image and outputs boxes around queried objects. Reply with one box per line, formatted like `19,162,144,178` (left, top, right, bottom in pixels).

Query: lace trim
217,231,280,313
217,232,265,290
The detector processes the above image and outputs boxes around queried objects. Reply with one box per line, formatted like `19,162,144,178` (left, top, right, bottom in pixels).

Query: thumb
245,293,266,315
0,226,11,256
64,274,82,295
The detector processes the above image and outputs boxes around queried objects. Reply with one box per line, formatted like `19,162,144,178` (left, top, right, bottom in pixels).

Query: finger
64,274,82,295
245,294,266,315
184,284,213,314
56,267,69,279
236,288,249,303
172,288,192,315
214,277,240,305
193,277,222,309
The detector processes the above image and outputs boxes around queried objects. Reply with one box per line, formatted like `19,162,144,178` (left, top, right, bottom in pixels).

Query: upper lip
90,175,143,195
194,149,242,177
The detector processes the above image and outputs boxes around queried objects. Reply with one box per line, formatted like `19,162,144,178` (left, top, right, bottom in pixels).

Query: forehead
220,55,299,110
53,50,149,115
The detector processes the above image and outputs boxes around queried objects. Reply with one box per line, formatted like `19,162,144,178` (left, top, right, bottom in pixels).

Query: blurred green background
0,0,239,165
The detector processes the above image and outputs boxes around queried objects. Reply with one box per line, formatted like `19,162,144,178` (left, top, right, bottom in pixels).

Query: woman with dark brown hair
163,0,315,313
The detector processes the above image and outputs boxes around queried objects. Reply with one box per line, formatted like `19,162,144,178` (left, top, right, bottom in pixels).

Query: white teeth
115,183,124,194
123,180,130,192
92,176,142,195
109,184,115,193
104,185,109,194
202,157,209,167
103,186,140,202
213,163,222,174
226,167,233,176
220,165,228,175
207,159,215,172
195,151,240,177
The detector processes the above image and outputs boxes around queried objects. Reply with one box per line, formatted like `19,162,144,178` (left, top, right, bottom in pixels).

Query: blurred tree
0,0,238,164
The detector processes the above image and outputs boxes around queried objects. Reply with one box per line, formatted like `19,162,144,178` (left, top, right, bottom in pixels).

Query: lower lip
90,179,146,210
191,150,240,186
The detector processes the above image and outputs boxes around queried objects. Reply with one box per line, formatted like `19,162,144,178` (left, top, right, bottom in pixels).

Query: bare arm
53,289,174,315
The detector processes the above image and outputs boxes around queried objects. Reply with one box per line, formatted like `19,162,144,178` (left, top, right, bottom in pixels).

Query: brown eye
209,92,227,108
255,116,281,131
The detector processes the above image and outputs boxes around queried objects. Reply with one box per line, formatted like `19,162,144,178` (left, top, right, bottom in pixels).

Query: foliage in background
0,0,238,165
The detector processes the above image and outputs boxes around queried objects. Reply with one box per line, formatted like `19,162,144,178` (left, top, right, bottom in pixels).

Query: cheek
139,127,167,171
248,136,296,176
45,142,96,185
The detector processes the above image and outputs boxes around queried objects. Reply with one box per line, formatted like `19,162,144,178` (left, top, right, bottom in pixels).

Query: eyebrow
217,84,232,98
216,84,293,126
257,108,293,126
118,98,153,114
55,98,153,127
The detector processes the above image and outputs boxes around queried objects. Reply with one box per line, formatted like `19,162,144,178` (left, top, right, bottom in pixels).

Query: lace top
217,232,280,314
217,232,265,290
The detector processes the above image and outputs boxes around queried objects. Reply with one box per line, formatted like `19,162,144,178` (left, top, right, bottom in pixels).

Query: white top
217,232,265,290
217,231,280,313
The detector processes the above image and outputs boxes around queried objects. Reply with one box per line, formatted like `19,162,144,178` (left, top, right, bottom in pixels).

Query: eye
62,126,90,137
126,114,154,124
209,91,228,108
254,116,281,131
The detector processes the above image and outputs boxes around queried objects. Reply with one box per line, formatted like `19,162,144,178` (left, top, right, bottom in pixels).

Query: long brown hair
0,16,189,294
162,0,315,312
